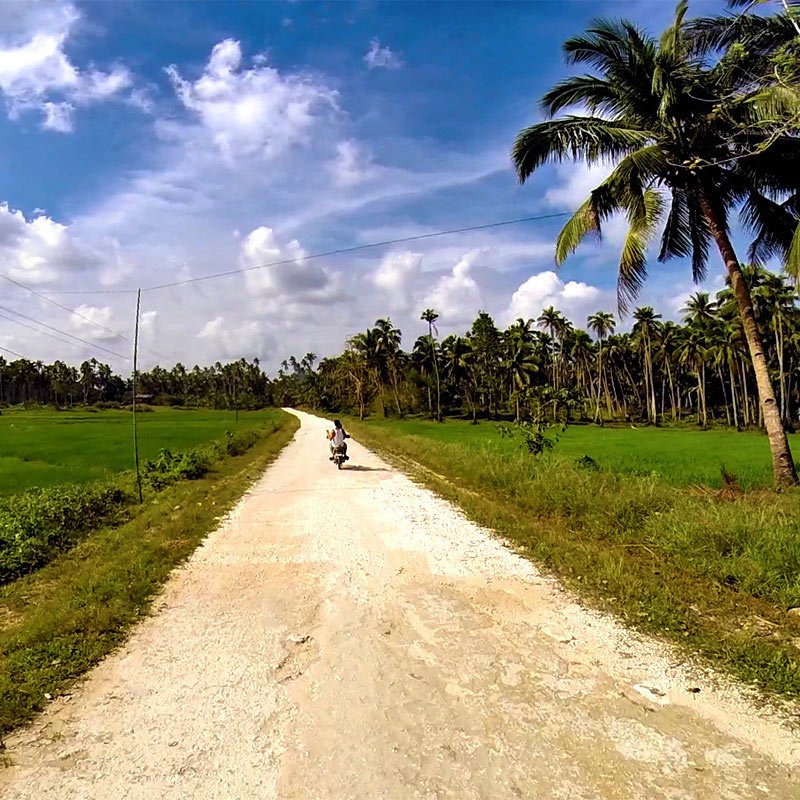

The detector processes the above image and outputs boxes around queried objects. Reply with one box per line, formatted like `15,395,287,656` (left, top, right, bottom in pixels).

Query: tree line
272,267,800,434
0,356,270,410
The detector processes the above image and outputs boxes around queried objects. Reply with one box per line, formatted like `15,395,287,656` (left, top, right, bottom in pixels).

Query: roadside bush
0,483,129,584
223,429,260,456
1,422,273,584
142,448,212,490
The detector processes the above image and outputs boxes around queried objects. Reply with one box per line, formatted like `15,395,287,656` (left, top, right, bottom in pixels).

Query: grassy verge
0,411,298,735
346,416,800,703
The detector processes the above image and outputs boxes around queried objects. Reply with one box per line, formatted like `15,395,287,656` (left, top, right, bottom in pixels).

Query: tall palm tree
420,308,442,422
443,335,478,423
587,311,616,422
679,327,710,426
374,318,403,415
412,334,436,416
632,307,662,422
503,334,538,422
511,0,798,484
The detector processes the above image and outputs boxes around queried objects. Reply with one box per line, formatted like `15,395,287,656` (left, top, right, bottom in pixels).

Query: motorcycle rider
328,419,350,461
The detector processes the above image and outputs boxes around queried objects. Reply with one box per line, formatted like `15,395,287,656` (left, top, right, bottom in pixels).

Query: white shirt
331,425,346,446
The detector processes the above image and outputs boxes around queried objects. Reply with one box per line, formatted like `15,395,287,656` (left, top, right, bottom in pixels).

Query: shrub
0,483,129,584
142,448,212,490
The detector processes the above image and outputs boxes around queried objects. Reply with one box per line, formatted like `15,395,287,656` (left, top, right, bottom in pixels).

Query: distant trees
0,357,267,409
262,266,793,443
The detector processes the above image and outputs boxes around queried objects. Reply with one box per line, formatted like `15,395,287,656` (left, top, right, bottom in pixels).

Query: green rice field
351,417,799,489
0,407,285,495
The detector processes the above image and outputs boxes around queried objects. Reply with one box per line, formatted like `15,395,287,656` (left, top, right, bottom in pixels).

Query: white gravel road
2,409,799,798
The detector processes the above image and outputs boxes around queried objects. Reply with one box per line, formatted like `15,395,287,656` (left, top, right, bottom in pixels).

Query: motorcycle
332,443,349,470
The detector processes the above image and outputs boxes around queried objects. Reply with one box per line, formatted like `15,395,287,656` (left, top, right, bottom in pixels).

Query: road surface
2,409,798,798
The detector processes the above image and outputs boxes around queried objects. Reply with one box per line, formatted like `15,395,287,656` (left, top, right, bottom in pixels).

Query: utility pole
132,289,143,503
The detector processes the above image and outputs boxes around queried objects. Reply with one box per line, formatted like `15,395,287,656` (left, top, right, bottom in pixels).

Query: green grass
345,416,800,702
0,407,280,495
0,410,299,734
350,417,800,489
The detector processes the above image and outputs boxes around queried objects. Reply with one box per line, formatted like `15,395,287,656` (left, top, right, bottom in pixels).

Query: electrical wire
0,273,128,340
0,312,98,355
141,212,574,292
0,304,129,360
0,273,170,361
0,344,27,359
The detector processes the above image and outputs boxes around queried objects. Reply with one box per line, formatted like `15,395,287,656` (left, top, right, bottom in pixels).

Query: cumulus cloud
240,225,332,301
372,251,421,295
198,314,275,360
506,270,606,326
69,304,120,341
424,249,485,323
0,1,132,131
166,39,338,161
364,38,402,70
0,203,99,283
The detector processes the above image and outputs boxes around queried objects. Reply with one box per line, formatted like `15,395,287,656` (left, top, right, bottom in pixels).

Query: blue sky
0,0,743,371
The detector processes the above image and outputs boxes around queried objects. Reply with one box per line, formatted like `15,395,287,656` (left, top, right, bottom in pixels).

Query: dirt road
2,409,798,798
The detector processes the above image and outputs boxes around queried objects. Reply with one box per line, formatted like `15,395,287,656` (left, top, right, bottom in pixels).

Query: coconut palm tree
632,307,662,422
679,326,710,426
420,308,442,422
374,318,403,415
511,0,799,483
587,311,616,422
412,334,437,417
443,335,478,423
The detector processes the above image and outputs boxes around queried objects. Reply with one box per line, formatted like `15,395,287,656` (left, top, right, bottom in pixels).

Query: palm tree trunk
718,366,731,426
701,362,707,427
740,358,750,426
701,197,797,485
729,361,739,429
775,321,786,423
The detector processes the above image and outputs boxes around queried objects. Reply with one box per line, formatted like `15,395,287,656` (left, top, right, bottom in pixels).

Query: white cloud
69,305,120,341
326,140,375,187
240,225,332,300
372,251,421,291
424,249,485,323
0,203,99,284
41,99,72,131
506,270,606,326
198,314,275,360
364,38,402,70
166,39,338,162
0,1,132,131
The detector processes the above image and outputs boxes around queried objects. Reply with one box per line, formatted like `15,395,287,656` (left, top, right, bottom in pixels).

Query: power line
140,212,575,292
0,273,170,361
0,304,129,360
0,312,98,355
0,344,28,359
0,273,128,340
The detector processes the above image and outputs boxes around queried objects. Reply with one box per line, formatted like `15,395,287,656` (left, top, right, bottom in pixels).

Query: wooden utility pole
132,289,143,503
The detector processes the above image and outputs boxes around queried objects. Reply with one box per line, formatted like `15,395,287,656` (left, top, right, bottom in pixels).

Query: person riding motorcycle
328,419,350,461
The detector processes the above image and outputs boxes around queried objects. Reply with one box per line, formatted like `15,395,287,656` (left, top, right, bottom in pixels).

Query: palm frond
787,219,800,282
687,189,712,284
511,117,651,181
742,191,800,263
617,189,666,312
541,76,620,117
555,197,603,266
686,12,798,57
658,188,692,261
